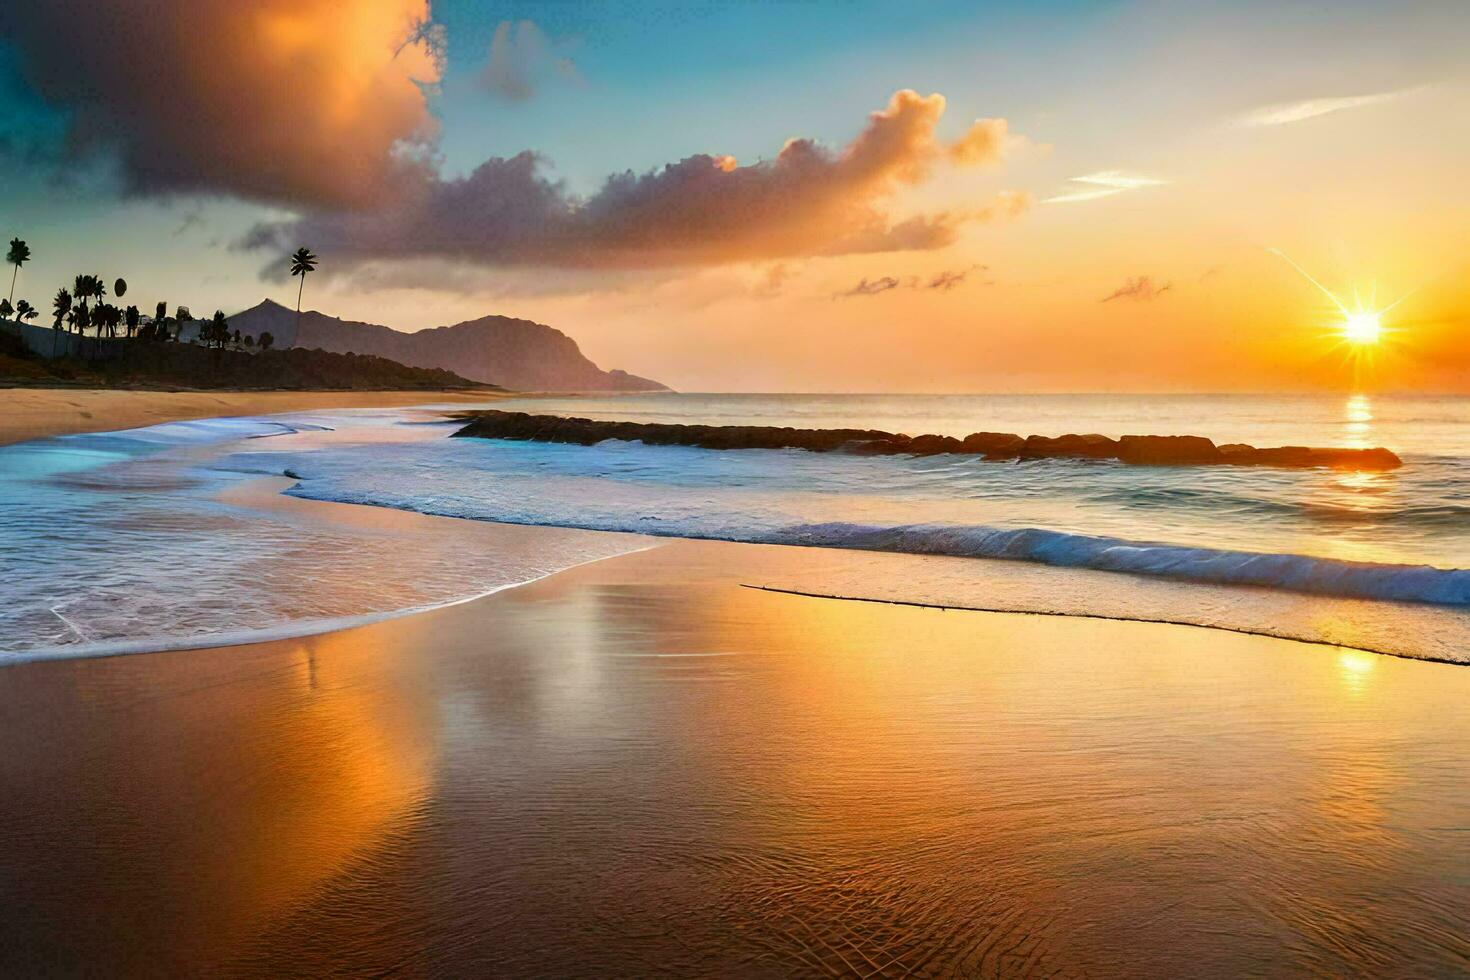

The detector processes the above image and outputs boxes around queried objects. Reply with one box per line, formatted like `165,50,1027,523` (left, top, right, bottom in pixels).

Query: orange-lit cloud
1101,276,1171,302
246,90,1030,270
0,0,442,207
948,118,1032,166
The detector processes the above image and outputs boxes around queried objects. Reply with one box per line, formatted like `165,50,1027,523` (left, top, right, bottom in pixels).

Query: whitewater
1,393,1466,664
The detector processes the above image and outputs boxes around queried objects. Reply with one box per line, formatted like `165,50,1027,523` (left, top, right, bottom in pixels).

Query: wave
283,478,1470,607
777,523,1470,606
1091,486,1470,530
1,544,657,667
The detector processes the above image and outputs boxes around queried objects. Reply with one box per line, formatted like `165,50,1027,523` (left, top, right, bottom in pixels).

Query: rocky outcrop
451,411,1403,470
223,300,668,392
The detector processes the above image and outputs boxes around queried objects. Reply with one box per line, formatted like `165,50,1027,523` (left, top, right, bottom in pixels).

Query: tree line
3,237,320,359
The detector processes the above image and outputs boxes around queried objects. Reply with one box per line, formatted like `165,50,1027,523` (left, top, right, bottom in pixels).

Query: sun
1340,310,1382,345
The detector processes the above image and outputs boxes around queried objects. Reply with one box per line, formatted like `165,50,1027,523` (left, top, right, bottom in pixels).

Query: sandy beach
0,386,504,447
1,505,1466,975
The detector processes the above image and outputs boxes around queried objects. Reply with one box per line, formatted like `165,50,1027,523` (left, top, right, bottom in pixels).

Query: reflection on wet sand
1,539,1466,975
0,625,434,974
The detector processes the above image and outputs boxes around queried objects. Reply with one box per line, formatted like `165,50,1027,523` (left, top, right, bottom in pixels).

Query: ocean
2,392,1466,663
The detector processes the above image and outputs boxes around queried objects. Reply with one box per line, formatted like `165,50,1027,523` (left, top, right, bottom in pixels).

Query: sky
1,0,1467,392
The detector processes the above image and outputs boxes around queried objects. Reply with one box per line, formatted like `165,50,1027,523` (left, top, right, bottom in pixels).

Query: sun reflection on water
1336,649,1378,696
1343,393,1374,449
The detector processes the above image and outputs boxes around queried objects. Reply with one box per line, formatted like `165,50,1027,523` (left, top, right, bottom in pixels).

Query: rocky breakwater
450,411,1402,470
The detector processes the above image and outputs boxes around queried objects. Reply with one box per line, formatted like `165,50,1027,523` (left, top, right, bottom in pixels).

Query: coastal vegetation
0,240,488,391
1,242,305,360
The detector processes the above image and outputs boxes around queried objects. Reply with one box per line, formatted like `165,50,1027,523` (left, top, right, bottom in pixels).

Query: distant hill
223,300,668,392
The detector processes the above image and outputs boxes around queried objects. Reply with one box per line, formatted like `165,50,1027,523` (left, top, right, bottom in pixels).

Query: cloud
481,20,581,102
837,276,902,298
246,89,1033,271
837,264,986,298
927,265,985,290
0,0,443,208
1236,86,1428,127
947,118,1033,167
1045,171,1166,204
172,210,206,237
1101,276,1171,302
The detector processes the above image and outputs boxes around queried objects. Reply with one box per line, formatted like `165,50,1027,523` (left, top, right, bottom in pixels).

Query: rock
908,434,965,455
1020,433,1118,460
961,432,1025,458
847,436,914,455
1116,434,1222,465
451,411,1402,470
1226,445,1400,470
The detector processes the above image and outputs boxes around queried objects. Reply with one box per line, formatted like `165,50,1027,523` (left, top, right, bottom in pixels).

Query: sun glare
1341,311,1382,345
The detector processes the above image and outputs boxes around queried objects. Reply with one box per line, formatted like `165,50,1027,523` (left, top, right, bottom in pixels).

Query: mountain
223,300,668,392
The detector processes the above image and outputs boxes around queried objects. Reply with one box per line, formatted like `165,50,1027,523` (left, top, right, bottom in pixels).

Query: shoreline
0,386,507,447
2,402,1463,667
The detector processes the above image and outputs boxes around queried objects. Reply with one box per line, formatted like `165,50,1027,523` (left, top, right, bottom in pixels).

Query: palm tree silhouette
0,299,12,320
6,238,29,307
289,246,318,337
16,299,37,323
51,288,71,357
70,301,90,358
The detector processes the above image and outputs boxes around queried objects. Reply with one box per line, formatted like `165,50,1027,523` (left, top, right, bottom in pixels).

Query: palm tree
70,301,91,358
0,298,11,320
289,246,317,334
6,238,29,307
16,299,37,323
102,303,122,340
51,288,71,357
209,310,228,349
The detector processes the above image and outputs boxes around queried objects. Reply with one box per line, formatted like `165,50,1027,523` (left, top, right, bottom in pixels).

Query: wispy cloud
926,266,983,291
837,276,902,298
1101,275,1171,303
481,20,583,103
836,265,986,299
1237,85,1428,127
1044,171,1166,204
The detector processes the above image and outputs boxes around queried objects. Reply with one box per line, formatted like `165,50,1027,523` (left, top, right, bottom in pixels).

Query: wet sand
0,387,503,447
0,536,1466,976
